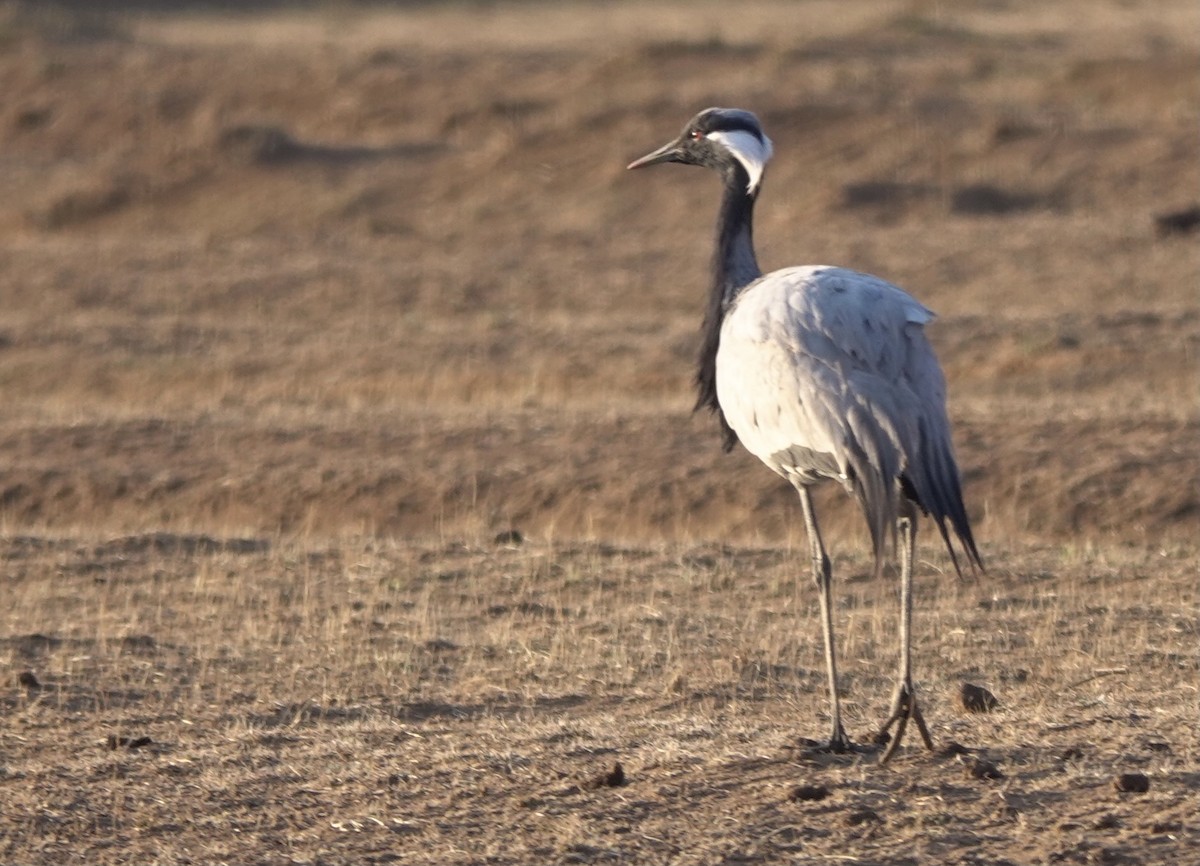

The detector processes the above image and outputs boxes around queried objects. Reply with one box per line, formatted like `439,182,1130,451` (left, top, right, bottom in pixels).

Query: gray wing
716,266,981,573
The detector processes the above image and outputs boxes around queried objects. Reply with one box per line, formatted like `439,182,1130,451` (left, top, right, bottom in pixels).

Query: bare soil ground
0,1,1197,863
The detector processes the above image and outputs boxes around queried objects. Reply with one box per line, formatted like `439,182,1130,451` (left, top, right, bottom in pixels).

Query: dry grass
0,0,1198,862
3,536,1197,863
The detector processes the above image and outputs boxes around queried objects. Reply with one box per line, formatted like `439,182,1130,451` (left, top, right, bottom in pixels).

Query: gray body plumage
717,264,969,576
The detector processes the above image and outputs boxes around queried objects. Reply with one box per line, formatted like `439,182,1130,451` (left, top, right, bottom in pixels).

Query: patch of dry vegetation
2,536,1197,863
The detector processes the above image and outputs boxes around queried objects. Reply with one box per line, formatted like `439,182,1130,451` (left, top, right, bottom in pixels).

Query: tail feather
905,416,983,576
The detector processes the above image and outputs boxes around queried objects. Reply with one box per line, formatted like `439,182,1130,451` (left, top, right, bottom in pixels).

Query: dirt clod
1151,821,1183,834
788,784,831,802
960,683,1000,713
937,740,972,758
1155,204,1200,236
846,808,883,827
965,758,1005,781
216,124,301,165
1113,773,1149,794
951,183,1043,215
17,671,40,689
585,762,626,789
27,182,129,230
996,803,1021,822
107,735,154,750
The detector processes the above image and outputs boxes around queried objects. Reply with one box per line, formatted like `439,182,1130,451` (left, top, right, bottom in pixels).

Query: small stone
18,671,40,689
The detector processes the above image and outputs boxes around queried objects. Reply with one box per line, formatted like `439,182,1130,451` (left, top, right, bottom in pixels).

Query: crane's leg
878,505,934,763
797,486,851,752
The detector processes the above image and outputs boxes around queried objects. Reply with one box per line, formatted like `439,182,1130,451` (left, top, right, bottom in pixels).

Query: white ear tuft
707,129,773,193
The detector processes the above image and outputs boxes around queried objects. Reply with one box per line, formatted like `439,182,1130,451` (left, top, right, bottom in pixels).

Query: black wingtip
941,514,984,579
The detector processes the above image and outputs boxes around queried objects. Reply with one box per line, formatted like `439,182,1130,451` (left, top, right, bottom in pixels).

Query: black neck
695,167,762,451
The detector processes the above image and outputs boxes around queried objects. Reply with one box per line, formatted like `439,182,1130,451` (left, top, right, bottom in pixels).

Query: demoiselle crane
628,108,983,761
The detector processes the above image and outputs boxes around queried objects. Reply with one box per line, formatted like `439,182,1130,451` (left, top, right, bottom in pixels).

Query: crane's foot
794,723,871,758
876,680,934,764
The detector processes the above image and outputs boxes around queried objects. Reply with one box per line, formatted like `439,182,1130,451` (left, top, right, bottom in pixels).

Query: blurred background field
0,0,1196,547
0,1,1197,863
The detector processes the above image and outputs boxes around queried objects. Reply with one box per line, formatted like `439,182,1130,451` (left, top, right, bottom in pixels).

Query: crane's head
627,107,773,195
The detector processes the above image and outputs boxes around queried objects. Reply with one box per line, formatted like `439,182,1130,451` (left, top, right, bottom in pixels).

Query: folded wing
716,266,982,575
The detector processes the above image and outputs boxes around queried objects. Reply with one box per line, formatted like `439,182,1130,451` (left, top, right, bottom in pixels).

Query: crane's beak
626,139,683,170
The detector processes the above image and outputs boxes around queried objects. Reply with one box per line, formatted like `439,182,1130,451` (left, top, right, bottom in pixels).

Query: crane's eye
689,130,705,140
